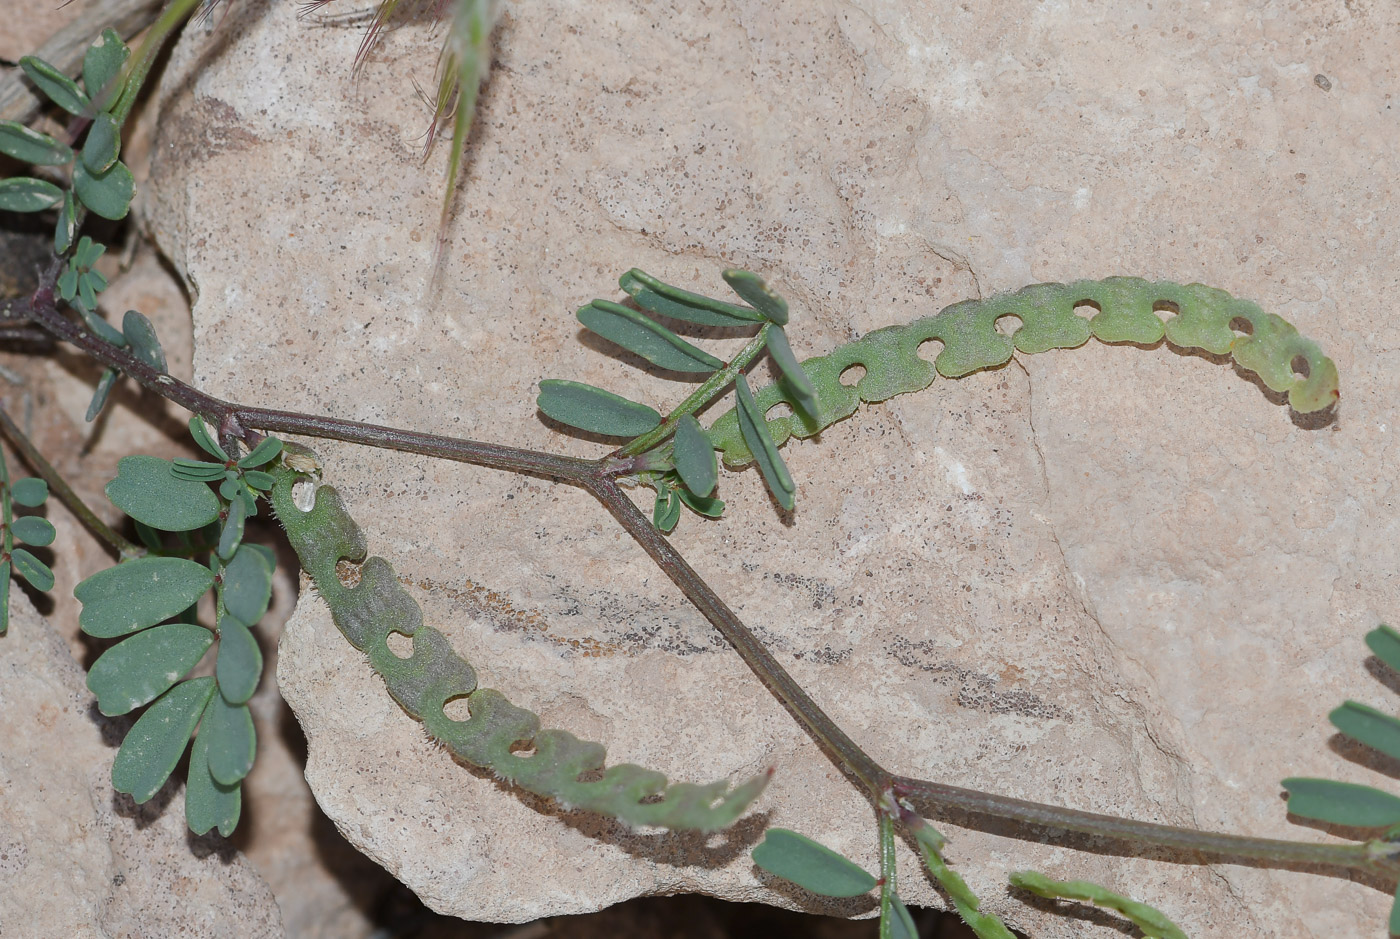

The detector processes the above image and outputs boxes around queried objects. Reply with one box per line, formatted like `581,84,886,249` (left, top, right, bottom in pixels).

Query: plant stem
616,324,773,458
0,404,141,558
109,0,205,124
14,267,1397,879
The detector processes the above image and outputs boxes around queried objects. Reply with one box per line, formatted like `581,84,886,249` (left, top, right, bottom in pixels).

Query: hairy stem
0,404,139,558
13,267,1392,878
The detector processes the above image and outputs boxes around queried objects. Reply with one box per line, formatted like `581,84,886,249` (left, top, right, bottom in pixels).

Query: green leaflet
705,278,1340,466
269,463,769,831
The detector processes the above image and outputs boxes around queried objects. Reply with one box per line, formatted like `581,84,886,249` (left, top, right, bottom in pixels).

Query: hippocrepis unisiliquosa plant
2,5,1396,937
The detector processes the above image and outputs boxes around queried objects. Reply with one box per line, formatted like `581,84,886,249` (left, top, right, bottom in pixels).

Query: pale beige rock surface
0,593,283,937
146,0,1398,935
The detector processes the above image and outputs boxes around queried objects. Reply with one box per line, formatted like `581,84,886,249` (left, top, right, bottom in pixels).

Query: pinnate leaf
221,544,273,627
112,677,215,803
106,455,220,531
537,379,661,437
766,325,819,418
86,623,213,715
0,121,73,165
73,159,134,220
54,190,76,253
76,556,215,638
19,56,91,115
723,269,788,324
1330,701,1400,763
11,515,55,547
735,374,795,510
676,487,724,518
0,177,64,213
577,300,725,373
11,548,53,591
218,495,247,560
203,692,256,785
619,269,765,326
10,478,48,507
86,368,118,421
751,828,877,897
186,721,241,837
1281,777,1400,827
216,616,263,706
172,459,227,481
189,417,228,461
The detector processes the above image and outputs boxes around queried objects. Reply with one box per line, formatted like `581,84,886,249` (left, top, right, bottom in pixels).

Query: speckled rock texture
0,594,283,937
145,0,1398,934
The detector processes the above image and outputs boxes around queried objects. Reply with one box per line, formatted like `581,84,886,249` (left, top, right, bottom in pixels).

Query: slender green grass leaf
766,325,819,418
1331,701,1400,763
86,623,213,715
1281,777,1400,827
0,561,9,635
83,28,129,110
76,556,215,638
238,437,283,469
221,544,273,627
0,121,73,165
81,113,121,175
537,380,661,437
54,190,76,253
189,417,228,461
884,893,918,939
735,374,795,510
0,177,64,213
672,415,718,497
106,455,220,531
578,300,725,373
86,368,118,421
112,676,216,803
10,478,48,507
171,459,227,481
203,692,256,785
215,616,262,706
121,309,167,371
73,159,134,220
11,548,53,592
1366,624,1400,676
11,515,55,547
676,487,725,518
19,56,91,115
723,269,789,325
75,303,127,347
751,828,877,898
619,268,765,326
218,495,247,560
1009,871,1186,939
186,719,241,837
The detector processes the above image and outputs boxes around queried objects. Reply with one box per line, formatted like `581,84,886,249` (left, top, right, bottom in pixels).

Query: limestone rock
146,0,1398,934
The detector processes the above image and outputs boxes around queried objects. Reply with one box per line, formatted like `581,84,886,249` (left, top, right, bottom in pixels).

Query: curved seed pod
706,278,1339,465
269,466,769,831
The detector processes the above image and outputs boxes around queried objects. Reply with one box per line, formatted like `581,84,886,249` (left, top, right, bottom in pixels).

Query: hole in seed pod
1229,316,1254,336
385,630,413,659
994,313,1022,336
1072,299,1101,321
1153,299,1180,322
838,363,866,387
442,695,471,721
765,401,793,421
916,337,945,364
292,479,315,512
1291,354,1311,378
334,559,362,588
